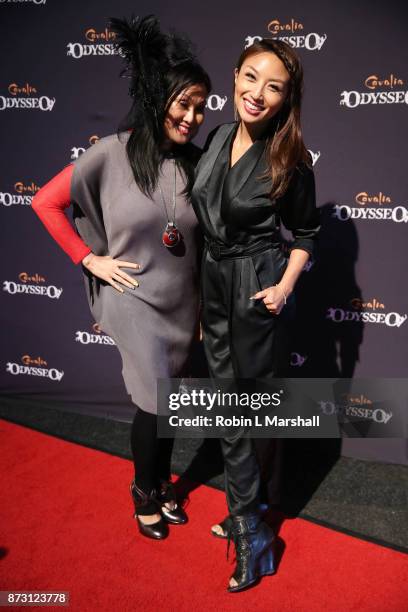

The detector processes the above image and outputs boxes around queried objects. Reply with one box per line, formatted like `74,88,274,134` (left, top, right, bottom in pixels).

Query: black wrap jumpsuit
191,123,320,515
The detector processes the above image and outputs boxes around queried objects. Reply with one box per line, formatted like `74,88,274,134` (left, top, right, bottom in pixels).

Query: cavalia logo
71,135,100,160
3,272,63,299
326,297,407,328
75,323,115,346
0,82,55,111
0,181,40,206
319,392,392,425
6,355,64,381
332,191,408,223
67,27,120,59
340,73,407,108
245,18,327,51
206,95,228,112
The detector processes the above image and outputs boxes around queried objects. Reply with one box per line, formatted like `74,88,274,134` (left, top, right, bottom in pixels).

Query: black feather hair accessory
110,14,198,135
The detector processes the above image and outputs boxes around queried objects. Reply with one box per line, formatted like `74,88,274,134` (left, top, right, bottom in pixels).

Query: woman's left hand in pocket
250,285,286,315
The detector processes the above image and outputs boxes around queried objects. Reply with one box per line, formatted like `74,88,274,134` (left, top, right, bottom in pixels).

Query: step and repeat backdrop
1,0,407,463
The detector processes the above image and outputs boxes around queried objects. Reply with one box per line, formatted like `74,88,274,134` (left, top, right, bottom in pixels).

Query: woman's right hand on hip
81,253,140,293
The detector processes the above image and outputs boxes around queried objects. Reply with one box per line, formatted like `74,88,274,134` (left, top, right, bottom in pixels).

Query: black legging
130,407,175,493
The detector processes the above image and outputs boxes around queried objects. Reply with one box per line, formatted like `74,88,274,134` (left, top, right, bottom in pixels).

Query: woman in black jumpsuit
192,40,320,591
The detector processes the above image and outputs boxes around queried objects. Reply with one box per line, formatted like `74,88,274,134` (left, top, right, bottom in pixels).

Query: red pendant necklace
159,159,181,248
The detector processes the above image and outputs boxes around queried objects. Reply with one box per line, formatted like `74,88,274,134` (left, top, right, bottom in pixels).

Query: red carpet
0,419,407,612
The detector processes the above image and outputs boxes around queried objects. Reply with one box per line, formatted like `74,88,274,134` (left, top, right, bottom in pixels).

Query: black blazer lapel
194,123,236,193
223,139,266,203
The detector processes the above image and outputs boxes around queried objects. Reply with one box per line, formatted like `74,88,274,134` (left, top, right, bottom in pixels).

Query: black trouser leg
227,253,291,512
221,432,260,516
130,407,175,493
202,254,261,517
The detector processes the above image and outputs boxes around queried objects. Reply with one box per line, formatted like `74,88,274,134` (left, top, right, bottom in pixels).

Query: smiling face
163,83,208,146
234,51,290,130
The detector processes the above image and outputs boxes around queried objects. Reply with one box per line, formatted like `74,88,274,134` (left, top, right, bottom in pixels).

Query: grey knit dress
70,133,200,413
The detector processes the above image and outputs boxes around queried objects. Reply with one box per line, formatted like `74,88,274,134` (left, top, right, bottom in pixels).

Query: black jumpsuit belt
205,238,281,261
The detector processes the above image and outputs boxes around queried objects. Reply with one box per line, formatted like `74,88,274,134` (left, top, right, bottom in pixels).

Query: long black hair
111,15,211,198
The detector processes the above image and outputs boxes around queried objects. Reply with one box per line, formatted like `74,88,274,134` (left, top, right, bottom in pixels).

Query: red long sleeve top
31,165,92,264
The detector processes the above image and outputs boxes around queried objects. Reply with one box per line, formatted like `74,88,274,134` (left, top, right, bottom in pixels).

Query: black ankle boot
211,504,270,540
158,480,188,525
227,513,275,593
130,480,169,540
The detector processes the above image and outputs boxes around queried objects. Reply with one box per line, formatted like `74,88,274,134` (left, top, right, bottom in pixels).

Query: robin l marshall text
168,415,320,427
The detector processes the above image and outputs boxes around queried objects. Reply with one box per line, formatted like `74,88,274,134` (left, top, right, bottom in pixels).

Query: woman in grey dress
32,16,211,540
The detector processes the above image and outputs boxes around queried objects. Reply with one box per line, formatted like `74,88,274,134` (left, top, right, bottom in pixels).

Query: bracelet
275,284,287,305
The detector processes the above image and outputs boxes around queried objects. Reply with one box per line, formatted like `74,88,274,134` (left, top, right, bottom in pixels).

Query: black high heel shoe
158,480,188,525
227,513,275,593
130,480,169,540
